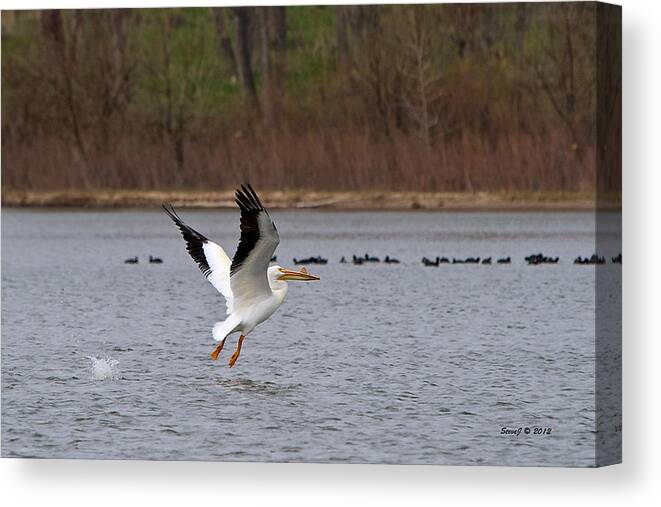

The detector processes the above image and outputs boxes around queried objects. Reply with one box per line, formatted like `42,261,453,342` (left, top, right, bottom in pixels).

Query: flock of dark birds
294,255,328,265
125,252,622,266
420,255,511,266
339,254,400,265
525,253,559,264
124,255,163,264
574,253,619,265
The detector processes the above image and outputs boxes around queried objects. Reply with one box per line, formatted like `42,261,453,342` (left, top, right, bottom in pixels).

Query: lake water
1,208,621,466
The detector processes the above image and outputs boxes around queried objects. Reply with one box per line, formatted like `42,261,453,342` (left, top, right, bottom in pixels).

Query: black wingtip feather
163,203,212,278
235,184,265,213
247,184,262,207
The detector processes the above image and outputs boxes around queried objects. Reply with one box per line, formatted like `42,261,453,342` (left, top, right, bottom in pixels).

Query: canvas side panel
595,1,622,467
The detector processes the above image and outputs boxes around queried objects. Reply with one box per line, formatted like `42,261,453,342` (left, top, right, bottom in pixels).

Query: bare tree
400,8,443,148
534,3,596,165
145,10,220,176
40,10,89,172
83,10,137,150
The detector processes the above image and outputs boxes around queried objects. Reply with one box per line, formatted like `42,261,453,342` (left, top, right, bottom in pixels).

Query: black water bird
364,254,380,263
340,256,347,263
384,255,400,264
149,255,163,264
422,257,440,267
353,255,364,265
124,256,139,264
438,257,450,263
526,253,559,265
497,257,511,264
481,257,492,265
525,253,544,264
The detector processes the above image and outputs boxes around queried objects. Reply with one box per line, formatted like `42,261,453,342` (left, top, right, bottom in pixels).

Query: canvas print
1,2,621,466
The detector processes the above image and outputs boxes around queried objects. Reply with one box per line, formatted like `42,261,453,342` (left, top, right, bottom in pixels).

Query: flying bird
163,185,319,367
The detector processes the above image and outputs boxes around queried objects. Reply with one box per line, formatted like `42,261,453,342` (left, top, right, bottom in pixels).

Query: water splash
87,356,119,381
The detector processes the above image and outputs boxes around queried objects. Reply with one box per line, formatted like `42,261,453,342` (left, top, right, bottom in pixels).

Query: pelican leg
228,335,245,368
210,338,226,361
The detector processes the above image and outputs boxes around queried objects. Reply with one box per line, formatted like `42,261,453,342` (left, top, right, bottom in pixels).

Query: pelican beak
278,267,320,281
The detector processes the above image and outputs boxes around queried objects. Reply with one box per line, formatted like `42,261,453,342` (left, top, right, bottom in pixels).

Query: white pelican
163,185,319,367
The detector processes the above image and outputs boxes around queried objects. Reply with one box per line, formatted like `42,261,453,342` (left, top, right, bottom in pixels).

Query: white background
1,0,659,505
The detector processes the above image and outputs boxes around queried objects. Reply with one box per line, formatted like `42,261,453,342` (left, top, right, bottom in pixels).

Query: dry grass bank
1,189,607,210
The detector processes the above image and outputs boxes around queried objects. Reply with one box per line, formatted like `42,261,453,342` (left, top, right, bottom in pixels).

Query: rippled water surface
1,209,620,465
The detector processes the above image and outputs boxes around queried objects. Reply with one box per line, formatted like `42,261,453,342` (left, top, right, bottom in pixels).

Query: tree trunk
231,7,260,112
258,7,287,126
212,8,237,76
335,7,350,66
513,3,528,131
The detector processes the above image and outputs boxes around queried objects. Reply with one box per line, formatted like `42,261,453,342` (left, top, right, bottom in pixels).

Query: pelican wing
163,204,233,313
230,185,280,312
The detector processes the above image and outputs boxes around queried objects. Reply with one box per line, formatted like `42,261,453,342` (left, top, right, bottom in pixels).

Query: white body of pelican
164,185,319,367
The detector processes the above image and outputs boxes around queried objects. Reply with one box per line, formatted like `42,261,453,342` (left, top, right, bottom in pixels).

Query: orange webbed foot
228,335,245,368
210,339,225,361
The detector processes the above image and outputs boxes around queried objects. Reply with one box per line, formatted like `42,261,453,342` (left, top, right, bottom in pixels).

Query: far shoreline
1,189,617,211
